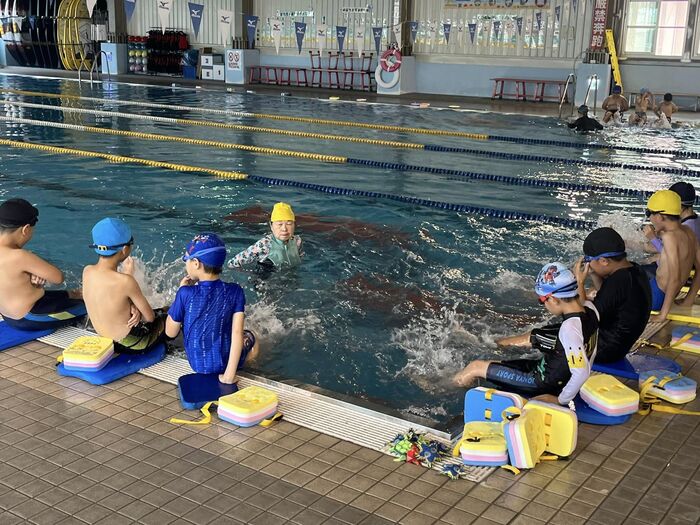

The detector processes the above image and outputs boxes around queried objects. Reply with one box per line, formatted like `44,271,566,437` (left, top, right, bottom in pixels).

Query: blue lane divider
487,135,700,160
247,174,596,230
345,158,700,206
423,144,699,178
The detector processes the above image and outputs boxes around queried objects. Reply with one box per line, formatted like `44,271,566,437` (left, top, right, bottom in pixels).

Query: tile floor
0,338,699,524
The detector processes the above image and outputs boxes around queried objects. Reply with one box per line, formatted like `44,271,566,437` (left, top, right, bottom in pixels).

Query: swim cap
640,87,649,95
647,190,681,216
578,105,589,114
183,232,227,268
534,262,578,299
669,182,696,207
664,93,672,102
583,227,626,258
270,202,295,222
90,218,133,256
612,85,622,94
0,198,38,227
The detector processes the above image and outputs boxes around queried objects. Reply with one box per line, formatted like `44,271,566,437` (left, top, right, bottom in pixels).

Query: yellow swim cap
270,202,295,222
647,190,681,216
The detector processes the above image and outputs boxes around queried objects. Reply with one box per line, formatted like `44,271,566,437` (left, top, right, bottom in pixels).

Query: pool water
2,74,699,428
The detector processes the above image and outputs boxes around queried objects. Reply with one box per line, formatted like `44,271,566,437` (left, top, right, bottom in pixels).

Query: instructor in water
228,202,304,270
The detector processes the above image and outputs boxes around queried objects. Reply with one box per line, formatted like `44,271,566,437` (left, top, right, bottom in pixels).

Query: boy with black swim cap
0,198,85,330
574,227,651,363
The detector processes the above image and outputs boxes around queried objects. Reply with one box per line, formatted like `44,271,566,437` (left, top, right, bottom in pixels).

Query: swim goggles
645,209,663,218
538,281,578,304
182,246,226,262
89,237,134,251
582,251,626,263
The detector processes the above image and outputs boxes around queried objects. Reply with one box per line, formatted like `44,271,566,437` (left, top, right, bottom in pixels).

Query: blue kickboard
57,343,166,385
0,321,54,351
178,373,238,410
592,353,681,380
573,395,631,426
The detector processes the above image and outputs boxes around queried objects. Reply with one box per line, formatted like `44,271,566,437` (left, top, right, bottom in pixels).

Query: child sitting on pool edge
228,202,303,270
166,233,259,384
0,198,85,331
83,218,166,352
453,262,599,406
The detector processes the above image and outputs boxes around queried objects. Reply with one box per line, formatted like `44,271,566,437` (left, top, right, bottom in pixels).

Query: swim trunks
641,263,665,311
2,291,86,331
115,310,166,353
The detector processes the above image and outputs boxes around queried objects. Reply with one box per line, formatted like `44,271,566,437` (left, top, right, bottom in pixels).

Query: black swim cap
0,198,39,227
669,182,696,207
583,227,626,257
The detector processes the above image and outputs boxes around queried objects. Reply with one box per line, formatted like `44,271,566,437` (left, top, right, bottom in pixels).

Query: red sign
590,0,608,49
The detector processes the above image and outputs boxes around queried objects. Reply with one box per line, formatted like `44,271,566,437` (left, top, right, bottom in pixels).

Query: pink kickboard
218,405,277,426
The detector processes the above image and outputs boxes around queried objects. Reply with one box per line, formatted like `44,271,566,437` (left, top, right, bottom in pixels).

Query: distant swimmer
228,202,303,270
0,198,85,331
601,85,629,124
453,262,599,407
656,92,678,126
629,87,656,127
567,105,603,132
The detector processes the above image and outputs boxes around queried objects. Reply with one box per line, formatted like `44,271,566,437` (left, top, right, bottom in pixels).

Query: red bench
308,51,375,91
249,65,308,87
491,78,569,102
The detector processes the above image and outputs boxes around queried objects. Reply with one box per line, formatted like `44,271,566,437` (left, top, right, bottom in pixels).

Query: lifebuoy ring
380,48,402,72
375,65,400,89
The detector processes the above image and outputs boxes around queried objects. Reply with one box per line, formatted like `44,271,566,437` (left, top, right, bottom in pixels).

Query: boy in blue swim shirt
166,233,259,384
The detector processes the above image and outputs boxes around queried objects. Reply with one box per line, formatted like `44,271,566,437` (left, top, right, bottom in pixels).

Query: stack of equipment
464,387,525,422
502,406,547,469
456,421,509,467
639,370,697,404
217,386,279,427
525,400,577,457
579,374,639,417
61,336,114,372
670,326,700,355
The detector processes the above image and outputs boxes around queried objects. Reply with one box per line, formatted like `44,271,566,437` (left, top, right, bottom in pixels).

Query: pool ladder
78,51,111,87
558,73,576,118
583,74,599,116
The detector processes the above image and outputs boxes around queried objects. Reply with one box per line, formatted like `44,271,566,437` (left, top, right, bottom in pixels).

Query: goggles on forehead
583,251,626,263
89,237,134,251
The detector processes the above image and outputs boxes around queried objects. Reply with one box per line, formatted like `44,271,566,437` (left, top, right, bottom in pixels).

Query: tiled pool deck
1,337,699,525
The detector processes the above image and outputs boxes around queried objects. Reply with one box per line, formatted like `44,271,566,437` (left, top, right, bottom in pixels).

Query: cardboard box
201,54,224,67
212,65,225,80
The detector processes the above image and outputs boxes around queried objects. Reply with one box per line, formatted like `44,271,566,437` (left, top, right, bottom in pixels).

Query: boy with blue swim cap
453,262,599,406
166,233,259,384
83,218,165,352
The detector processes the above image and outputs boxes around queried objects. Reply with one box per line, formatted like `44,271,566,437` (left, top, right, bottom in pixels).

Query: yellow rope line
0,138,248,179
4,100,426,150
0,116,348,163
1,88,490,141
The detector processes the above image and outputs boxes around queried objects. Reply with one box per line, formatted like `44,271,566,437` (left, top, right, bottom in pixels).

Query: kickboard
57,343,166,385
0,321,54,351
573,395,631,426
177,373,239,410
592,353,681,380
655,304,700,326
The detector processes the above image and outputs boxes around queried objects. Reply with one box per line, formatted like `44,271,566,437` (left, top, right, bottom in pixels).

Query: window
624,0,689,57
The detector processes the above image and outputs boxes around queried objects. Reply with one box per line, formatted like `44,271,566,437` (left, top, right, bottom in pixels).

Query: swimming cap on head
664,93,672,101
0,198,38,227
669,182,696,207
612,85,622,94
534,262,578,299
578,104,589,114
640,87,649,95
183,232,227,268
583,227,626,258
90,218,133,256
647,190,681,216
270,202,295,222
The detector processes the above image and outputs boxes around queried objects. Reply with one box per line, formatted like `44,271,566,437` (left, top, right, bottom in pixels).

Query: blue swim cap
612,85,622,94
578,104,589,114
90,218,133,256
534,262,578,299
183,232,227,268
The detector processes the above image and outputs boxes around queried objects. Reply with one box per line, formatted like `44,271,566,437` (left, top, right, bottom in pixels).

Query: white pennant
271,18,282,55
156,0,171,34
86,0,97,17
316,23,327,56
354,28,364,55
218,9,233,45
392,24,401,49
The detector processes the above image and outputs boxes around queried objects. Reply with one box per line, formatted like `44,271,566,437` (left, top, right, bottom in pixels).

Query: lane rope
3,114,696,205
0,137,592,230
3,87,698,160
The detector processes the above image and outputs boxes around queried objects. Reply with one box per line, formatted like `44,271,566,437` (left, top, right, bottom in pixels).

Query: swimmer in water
453,262,599,407
567,105,603,132
228,202,303,271
629,88,655,126
601,85,629,124
656,93,678,125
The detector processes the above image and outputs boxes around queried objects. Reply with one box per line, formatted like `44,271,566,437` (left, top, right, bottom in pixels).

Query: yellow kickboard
524,400,577,457
218,386,278,416
459,421,507,454
580,374,639,416
63,336,114,362
655,303,700,325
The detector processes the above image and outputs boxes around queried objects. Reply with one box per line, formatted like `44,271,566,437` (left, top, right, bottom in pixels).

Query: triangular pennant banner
295,22,306,54
354,28,364,56
516,17,523,35
336,26,347,52
271,19,282,54
573,0,578,11
555,5,561,22
468,23,476,44
443,22,451,44
124,0,136,23
156,0,171,34
393,23,401,49
535,12,542,31
245,15,258,48
493,20,500,40
372,27,382,54
317,24,327,56
409,21,418,44
86,0,96,17
188,2,204,40
218,9,233,46
28,15,36,30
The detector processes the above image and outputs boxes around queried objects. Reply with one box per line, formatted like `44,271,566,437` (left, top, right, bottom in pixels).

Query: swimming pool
2,74,699,428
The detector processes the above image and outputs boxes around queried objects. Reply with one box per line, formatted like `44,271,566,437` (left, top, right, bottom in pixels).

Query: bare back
82,265,136,341
0,246,47,319
659,101,678,118
657,225,697,295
